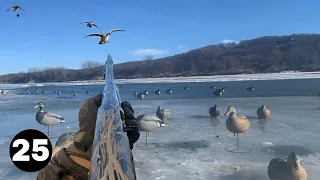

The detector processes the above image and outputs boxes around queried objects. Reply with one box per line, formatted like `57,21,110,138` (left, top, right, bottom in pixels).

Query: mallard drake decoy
7,5,25,12
34,102,65,136
257,105,271,120
155,89,161,94
133,91,138,96
52,132,76,157
156,106,170,120
209,105,220,118
136,114,161,146
246,86,255,91
224,106,250,137
184,86,190,90
166,89,173,94
268,152,307,180
83,29,125,45
137,93,144,100
80,21,100,30
143,90,149,95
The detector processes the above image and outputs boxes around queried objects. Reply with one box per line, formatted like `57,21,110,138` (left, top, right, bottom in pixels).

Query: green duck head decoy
34,102,65,127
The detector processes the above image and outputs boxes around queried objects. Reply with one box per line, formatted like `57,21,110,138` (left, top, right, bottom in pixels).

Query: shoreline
1,71,320,87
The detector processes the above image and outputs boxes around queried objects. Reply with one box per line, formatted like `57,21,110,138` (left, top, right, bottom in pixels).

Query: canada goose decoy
214,90,223,96
184,86,190,90
209,105,220,118
41,90,46,94
7,5,25,12
133,91,138,96
268,152,307,180
80,21,100,30
52,132,76,157
225,106,250,137
136,114,161,146
257,105,271,120
156,106,170,120
246,86,255,91
210,85,216,89
73,92,78,97
137,93,144,100
218,88,225,93
166,89,173,94
83,29,125,45
34,102,65,136
143,90,149,95
155,89,161,95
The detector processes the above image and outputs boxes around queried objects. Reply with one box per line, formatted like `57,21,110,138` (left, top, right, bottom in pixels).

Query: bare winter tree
28,67,41,73
144,55,153,61
81,60,102,69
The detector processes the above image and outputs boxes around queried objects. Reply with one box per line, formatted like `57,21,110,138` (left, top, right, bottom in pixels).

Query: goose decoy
52,132,76,157
136,114,161,146
83,29,125,45
209,105,220,118
80,21,100,30
34,102,65,136
73,92,78,97
268,152,307,180
257,105,271,120
224,106,250,137
184,86,190,90
7,5,25,12
137,93,144,100
143,90,149,95
246,86,255,91
85,90,89,94
210,85,216,89
155,89,161,95
166,89,173,94
156,106,170,120
217,88,225,93
133,91,138,96
214,90,223,96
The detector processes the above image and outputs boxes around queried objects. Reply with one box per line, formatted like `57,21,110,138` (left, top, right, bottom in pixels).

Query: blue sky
0,0,319,74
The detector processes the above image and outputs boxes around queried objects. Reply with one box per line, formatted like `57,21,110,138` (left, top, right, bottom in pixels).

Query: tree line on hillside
1,33,320,83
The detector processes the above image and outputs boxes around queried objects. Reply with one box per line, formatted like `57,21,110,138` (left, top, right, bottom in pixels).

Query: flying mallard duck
156,106,170,120
34,102,65,136
268,152,307,180
80,21,100,30
83,29,125,44
224,106,250,137
7,5,25,12
257,105,271,120
209,105,220,118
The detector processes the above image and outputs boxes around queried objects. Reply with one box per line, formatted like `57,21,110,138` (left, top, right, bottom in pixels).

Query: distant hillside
1,33,320,84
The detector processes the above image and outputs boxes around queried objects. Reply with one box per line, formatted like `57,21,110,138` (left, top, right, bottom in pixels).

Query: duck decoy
246,86,255,91
184,86,190,90
34,102,65,136
83,29,125,45
74,92,78,97
7,5,25,12
155,89,161,95
209,105,220,118
214,90,223,96
257,105,271,120
217,88,225,93
268,152,307,180
136,114,161,146
166,89,173,94
80,21,100,30
225,106,250,137
52,132,76,157
137,93,144,100
133,91,138,96
143,90,149,95
156,106,170,120
210,85,216,89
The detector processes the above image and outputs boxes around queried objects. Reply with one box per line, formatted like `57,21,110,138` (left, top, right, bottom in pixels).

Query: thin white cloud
178,45,185,49
221,39,239,44
132,48,169,56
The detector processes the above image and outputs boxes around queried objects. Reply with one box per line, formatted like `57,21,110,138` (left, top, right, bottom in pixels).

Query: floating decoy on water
143,90,149,95
80,21,100,30
268,152,307,180
137,93,144,100
52,132,76,157
184,86,190,90
136,114,161,146
7,5,25,12
133,91,138,96
210,85,216,89
155,89,161,95
73,92,78,97
214,90,223,96
166,89,173,94
217,88,225,93
209,105,220,118
257,105,271,120
34,102,65,136
83,29,125,45
156,106,170,120
246,86,255,91
224,106,250,137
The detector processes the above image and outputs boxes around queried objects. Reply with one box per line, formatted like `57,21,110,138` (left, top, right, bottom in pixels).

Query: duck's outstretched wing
18,7,25,12
7,7,11,12
92,24,101,30
80,21,90,24
107,29,125,35
83,33,102,39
